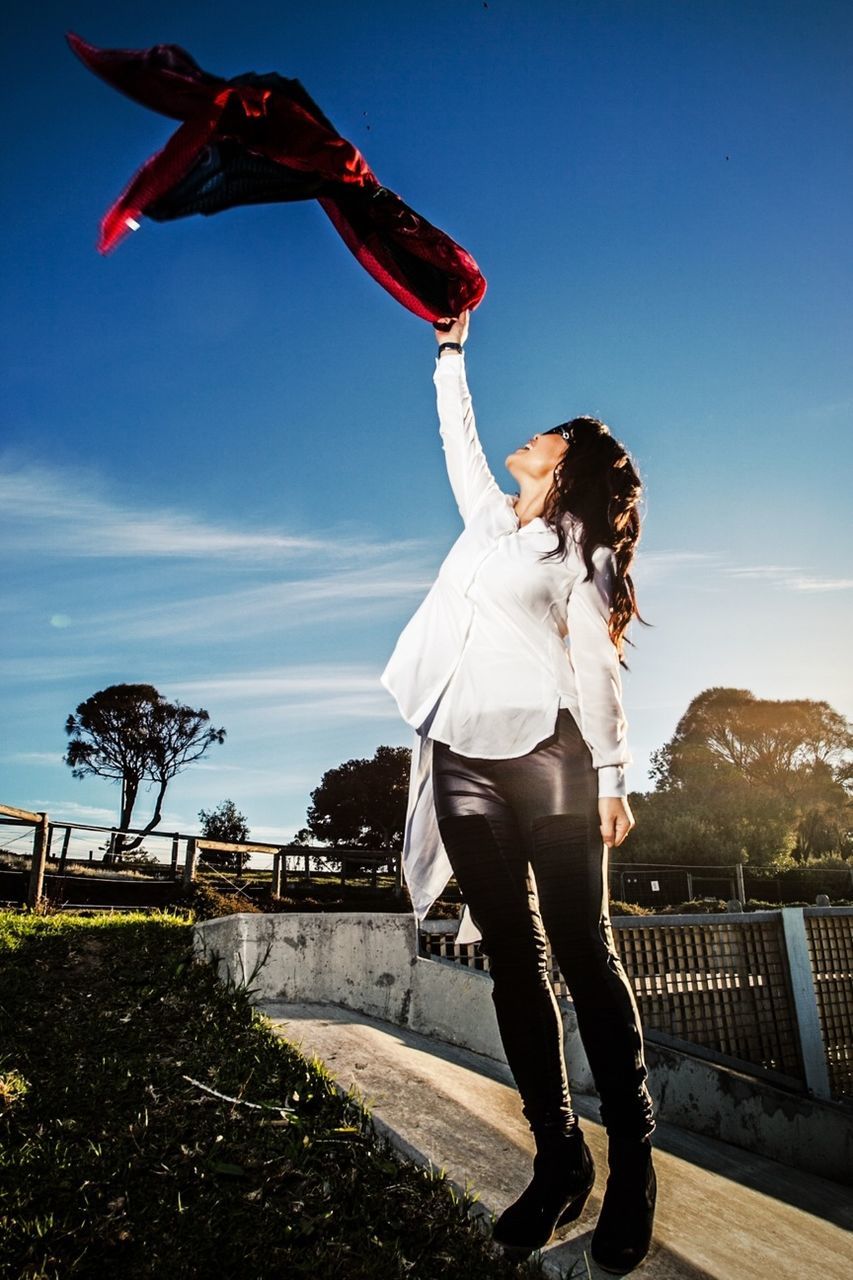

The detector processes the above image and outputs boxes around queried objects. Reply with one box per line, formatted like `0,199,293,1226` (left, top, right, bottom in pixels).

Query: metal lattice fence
804,908,853,1100
603,914,803,1082
420,907,853,1102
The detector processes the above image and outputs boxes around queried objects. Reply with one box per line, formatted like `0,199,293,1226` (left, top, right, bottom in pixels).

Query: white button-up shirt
381,350,632,944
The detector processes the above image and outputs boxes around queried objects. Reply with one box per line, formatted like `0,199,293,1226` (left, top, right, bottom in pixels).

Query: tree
65,683,226,855
646,687,852,866
652,687,853,798
306,746,411,850
305,745,411,892
198,799,250,873
623,784,796,869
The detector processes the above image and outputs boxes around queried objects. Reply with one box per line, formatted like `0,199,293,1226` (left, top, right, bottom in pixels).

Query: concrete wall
193,911,853,1185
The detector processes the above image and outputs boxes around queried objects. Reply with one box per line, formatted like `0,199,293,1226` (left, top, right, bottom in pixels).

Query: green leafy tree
305,746,411,891
65,683,226,856
643,687,852,867
198,799,251,873
652,687,852,795
624,785,796,869
306,746,411,849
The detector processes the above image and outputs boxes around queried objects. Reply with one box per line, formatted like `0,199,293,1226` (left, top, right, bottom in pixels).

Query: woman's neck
513,475,554,527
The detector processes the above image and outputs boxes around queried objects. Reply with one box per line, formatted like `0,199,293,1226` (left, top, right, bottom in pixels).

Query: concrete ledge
194,911,853,1184
258,1000,853,1280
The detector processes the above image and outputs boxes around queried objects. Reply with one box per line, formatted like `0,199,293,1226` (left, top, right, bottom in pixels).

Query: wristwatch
437,342,464,355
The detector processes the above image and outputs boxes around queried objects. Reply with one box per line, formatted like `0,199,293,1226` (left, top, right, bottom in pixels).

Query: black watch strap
437,342,464,355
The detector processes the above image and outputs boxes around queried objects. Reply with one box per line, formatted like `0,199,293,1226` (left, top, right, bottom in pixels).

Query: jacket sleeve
433,351,503,524
565,543,632,798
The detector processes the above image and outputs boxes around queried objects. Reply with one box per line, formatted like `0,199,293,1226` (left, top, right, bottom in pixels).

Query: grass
0,853,164,881
0,912,563,1280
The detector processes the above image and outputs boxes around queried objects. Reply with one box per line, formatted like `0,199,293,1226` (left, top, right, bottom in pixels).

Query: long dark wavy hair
539,416,650,666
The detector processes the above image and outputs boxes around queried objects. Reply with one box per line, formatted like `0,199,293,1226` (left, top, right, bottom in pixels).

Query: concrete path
258,999,852,1280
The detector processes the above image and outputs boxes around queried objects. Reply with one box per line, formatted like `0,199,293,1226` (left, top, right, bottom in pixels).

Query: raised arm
432,312,503,523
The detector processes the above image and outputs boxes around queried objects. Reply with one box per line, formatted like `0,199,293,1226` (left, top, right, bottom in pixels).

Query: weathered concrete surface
260,999,852,1280
194,912,853,1182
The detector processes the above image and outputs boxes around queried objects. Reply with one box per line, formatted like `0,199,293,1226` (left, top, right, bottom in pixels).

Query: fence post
170,835,180,876
27,813,50,907
271,852,282,898
735,862,746,904
182,838,199,888
58,826,71,874
780,907,832,1100
685,871,694,900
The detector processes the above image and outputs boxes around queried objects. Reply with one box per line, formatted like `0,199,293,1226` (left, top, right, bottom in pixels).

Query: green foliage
181,881,261,921
0,1067,29,1112
64,683,226,853
657,899,729,915
626,785,795,868
0,913,548,1279
305,745,411,852
641,686,853,867
198,799,251,872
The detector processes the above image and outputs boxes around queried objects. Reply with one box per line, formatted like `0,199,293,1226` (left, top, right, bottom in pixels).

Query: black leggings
432,709,656,1141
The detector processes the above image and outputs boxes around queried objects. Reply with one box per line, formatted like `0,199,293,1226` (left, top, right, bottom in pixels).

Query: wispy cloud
1,752,64,766
0,655,120,683
726,565,853,592
727,565,803,579
787,577,853,592
0,458,423,564
632,551,721,584
170,664,399,727
633,554,853,597
82,564,434,642
176,665,386,702
27,799,117,824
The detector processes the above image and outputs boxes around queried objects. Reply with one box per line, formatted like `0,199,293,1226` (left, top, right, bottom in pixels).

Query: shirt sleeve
433,351,503,524
565,543,632,799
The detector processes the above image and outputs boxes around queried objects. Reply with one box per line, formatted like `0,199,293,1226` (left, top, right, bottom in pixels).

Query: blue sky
2,1,851,857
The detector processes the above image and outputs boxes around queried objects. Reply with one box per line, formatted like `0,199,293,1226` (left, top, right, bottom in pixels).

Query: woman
380,309,657,1271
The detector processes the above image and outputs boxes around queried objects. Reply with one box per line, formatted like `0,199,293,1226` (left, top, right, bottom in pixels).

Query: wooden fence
0,808,403,909
4,807,850,909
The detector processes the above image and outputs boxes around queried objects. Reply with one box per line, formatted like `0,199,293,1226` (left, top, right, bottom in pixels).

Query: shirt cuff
597,764,627,799
434,349,465,372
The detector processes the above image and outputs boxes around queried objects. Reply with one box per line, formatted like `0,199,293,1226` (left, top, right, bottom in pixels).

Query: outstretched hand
433,310,470,347
599,796,635,848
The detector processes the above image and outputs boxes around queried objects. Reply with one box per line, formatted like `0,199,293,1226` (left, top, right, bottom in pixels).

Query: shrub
657,899,728,915
180,882,261,921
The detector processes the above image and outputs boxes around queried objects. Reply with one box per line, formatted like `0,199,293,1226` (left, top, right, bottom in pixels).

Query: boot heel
555,1164,595,1226
493,1130,596,1257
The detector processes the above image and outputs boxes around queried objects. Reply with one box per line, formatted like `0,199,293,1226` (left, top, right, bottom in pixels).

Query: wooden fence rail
2,805,850,913
0,804,49,909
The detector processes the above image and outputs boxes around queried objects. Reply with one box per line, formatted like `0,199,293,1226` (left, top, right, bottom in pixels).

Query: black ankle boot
492,1125,596,1259
591,1134,657,1274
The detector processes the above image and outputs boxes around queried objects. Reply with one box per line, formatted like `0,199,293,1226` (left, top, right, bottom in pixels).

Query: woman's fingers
433,312,469,345
599,799,635,847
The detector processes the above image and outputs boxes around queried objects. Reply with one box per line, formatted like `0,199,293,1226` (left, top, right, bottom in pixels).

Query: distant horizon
2,1,851,847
